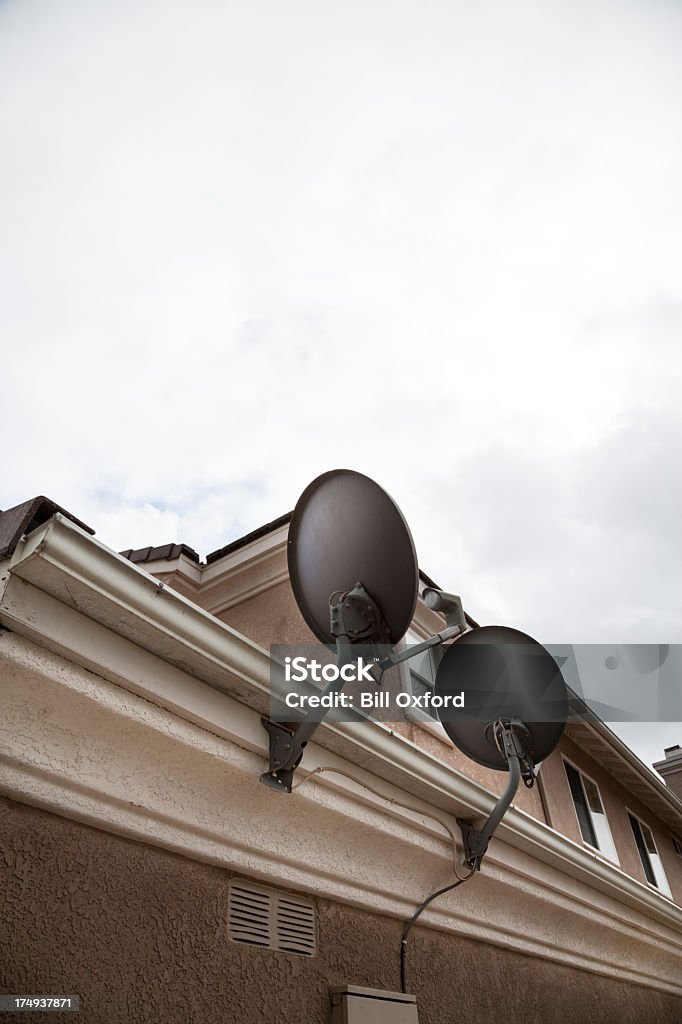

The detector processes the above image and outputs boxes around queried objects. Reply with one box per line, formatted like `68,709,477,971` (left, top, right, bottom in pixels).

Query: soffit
566,721,682,833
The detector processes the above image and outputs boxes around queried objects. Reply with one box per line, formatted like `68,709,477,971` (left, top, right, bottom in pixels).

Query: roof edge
205,511,292,564
0,496,94,560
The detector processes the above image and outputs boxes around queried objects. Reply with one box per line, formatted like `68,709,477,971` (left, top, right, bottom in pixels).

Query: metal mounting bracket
259,720,301,793
456,718,535,868
259,585,469,793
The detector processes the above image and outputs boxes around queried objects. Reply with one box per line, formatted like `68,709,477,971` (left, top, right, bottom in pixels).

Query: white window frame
626,809,673,899
398,627,450,740
562,756,620,865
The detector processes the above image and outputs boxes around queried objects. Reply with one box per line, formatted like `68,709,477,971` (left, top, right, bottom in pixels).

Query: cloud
411,408,682,642
1,0,681,762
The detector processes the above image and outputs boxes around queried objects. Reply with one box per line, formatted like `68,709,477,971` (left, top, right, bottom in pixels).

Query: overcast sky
1,0,680,771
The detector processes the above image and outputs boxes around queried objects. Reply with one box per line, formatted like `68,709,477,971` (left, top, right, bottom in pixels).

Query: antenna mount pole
260,584,470,793
260,582,383,793
456,718,535,868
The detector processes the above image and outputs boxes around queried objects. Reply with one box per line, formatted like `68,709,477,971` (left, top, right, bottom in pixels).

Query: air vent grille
228,881,317,957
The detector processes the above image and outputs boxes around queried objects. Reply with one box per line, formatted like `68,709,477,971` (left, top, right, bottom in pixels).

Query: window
563,760,619,863
672,835,682,859
404,629,440,721
399,628,449,730
628,814,673,898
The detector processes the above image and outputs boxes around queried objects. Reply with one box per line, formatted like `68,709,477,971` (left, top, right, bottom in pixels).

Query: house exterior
1,500,681,1023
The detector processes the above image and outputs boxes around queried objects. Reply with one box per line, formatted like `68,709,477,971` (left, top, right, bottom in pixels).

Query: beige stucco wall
2,795,680,1024
3,515,682,1024
212,578,321,647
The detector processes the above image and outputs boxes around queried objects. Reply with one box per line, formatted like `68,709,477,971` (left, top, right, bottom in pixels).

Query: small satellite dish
288,469,419,646
435,625,568,771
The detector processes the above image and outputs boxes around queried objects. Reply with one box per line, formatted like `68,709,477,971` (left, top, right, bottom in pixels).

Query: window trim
562,756,620,865
398,627,451,740
626,808,673,900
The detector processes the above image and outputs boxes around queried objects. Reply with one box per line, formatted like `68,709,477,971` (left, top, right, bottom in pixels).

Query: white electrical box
330,985,419,1024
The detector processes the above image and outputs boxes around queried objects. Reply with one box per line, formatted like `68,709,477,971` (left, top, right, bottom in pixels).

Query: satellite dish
435,625,568,771
267,467,569,867
288,469,419,646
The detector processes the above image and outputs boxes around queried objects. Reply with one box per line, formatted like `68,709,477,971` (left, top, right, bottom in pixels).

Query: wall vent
228,880,317,957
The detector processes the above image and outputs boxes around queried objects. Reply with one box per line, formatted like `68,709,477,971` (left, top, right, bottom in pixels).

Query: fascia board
8,515,273,712
588,719,682,818
137,554,203,586
654,750,682,771
200,523,289,584
197,531,290,616
4,515,682,928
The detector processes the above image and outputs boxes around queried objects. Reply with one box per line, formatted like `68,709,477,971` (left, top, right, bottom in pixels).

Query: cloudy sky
1,0,680,770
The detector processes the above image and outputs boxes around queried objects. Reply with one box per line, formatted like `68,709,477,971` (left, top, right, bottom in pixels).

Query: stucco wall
1,796,680,1024
213,578,319,648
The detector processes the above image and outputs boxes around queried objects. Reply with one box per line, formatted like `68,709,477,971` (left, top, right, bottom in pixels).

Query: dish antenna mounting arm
261,582,388,793
457,717,535,869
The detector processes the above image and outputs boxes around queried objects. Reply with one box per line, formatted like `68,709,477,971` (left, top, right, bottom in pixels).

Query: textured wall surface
1,796,680,1024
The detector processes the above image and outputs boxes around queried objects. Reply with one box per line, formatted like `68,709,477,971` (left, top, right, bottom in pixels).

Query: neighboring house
1,498,681,1023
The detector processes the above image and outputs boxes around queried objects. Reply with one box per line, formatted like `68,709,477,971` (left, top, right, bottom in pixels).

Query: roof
205,512,292,564
0,495,467,611
116,513,294,567
0,496,94,560
119,542,201,565
114,510,482,627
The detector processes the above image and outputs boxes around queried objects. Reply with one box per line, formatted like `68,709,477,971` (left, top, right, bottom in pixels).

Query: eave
0,514,680,920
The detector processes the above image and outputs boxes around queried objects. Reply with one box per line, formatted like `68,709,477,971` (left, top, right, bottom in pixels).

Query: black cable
400,871,475,994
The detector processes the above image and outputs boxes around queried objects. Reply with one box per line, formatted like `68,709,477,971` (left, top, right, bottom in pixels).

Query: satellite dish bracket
260,635,355,793
260,719,301,793
260,587,464,792
456,717,535,868
375,622,463,675
330,581,391,644
260,587,384,792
